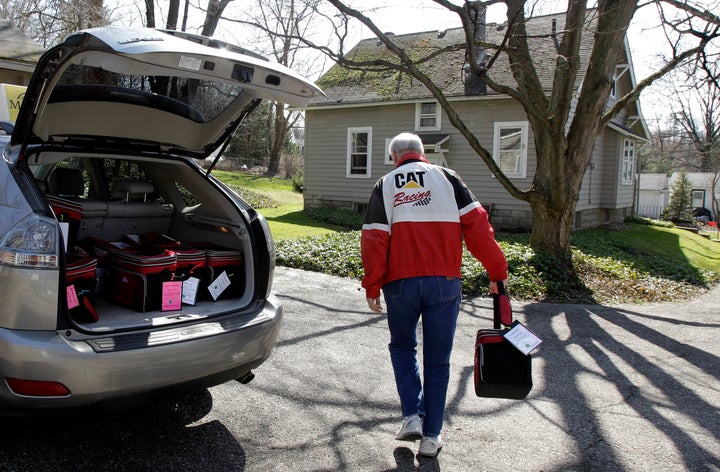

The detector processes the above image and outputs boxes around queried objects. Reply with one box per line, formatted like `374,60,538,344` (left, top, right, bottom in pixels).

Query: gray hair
389,132,424,157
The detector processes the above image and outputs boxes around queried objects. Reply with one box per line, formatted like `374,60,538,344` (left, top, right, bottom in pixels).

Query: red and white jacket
361,153,508,299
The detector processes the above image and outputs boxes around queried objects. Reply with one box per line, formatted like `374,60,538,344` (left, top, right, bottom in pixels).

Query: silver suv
0,27,321,411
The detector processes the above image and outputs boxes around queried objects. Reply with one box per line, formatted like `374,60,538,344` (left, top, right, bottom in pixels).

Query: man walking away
361,132,508,457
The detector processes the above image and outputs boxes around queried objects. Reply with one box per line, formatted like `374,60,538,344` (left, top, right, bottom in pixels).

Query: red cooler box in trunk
124,233,207,282
65,254,98,322
155,243,207,281
87,238,178,312
189,243,244,301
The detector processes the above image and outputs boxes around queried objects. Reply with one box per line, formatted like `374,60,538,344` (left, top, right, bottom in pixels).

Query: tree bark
145,0,155,28
166,0,180,30
528,195,575,261
266,104,288,176
201,0,233,36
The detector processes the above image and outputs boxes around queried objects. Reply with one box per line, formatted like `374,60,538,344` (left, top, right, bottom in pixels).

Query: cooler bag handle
492,281,513,329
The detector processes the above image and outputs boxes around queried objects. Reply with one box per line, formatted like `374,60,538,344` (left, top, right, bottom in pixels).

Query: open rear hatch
7,27,322,333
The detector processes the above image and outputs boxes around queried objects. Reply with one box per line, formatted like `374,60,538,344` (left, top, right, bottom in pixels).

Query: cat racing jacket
361,153,508,299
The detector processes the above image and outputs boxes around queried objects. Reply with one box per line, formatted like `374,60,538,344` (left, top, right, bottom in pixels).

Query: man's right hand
489,279,509,295
366,297,383,314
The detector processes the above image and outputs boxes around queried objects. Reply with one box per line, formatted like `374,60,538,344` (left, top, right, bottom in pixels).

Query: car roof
11,27,323,162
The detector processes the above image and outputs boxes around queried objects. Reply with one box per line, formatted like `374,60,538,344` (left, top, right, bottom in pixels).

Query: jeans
382,276,462,437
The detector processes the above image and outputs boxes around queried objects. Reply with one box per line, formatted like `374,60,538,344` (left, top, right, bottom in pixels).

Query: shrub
663,171,694,223
226,184,280,209
273,225,720,304
624,216,674,228
305,207,364,230
291,169,304,192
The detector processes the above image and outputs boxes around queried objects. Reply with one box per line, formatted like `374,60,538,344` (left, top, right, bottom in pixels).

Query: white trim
425,152,447,166
415,101,441,131
423,135,450,167
346,126,372,178
303,93,510,111
621,138,635,185
384,137,393,165
608,121,649,143
493,121,528,179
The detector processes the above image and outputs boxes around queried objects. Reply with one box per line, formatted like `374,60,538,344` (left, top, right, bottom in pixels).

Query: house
636,172,719,220
637,173,669,219
303,10,650,230
672,173,719,217
0,19,45,86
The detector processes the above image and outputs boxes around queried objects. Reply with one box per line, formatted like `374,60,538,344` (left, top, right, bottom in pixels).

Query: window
415,101,441,131
493,122,528,178
347,127,372,178
621,139,635,185
692,190,706,208
384,138,393,165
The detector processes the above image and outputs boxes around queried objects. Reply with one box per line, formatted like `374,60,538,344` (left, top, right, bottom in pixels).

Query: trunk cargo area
44,161,254,332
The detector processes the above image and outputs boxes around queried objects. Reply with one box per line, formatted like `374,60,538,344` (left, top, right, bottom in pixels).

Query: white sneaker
418,435,442,457
395,414,423,441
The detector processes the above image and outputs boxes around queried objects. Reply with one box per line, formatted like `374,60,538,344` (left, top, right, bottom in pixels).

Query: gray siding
305,99,535,220
305,99,632,230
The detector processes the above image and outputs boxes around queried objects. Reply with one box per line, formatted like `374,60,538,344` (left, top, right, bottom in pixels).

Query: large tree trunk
87,0,104,27
145,0,155,27
201,0,233,36
166,0,180,30
266,104,288,176
528,192,577,260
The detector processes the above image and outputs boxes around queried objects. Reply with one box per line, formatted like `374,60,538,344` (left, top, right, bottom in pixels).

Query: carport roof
0,20,45,66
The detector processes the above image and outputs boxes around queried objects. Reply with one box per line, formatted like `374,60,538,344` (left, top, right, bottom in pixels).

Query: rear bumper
0,296,282,409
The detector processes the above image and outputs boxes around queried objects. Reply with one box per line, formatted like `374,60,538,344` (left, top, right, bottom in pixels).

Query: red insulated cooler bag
65,254,98,322
86,237,177,312
474,282,533,399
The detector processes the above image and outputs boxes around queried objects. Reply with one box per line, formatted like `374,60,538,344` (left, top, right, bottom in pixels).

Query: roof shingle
311,10,598,107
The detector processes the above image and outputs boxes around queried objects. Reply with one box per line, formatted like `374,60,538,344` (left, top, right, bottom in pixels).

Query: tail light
0,214,59,268
6,378,70,397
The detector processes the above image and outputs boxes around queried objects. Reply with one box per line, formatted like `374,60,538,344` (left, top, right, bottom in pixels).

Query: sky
112,0,716,126
336,0,694,125
355,1,717,127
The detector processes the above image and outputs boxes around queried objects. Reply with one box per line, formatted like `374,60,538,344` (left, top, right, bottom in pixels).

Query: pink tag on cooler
162,281,183,311
67,285,80,309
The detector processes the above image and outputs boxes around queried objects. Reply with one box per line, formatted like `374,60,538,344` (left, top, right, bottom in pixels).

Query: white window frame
621,139,635,185
384,137,393,165
346,127,372,178
692,189,706,207
415,101,441,131
493,121,528,179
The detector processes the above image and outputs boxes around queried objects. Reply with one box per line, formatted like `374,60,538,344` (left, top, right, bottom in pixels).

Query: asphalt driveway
1,266,717,471
225,267,720,471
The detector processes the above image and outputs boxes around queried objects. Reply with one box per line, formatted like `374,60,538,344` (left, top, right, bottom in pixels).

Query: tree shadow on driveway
453,294,720,471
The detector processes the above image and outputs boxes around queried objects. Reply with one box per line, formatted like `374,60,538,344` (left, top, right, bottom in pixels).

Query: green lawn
261,202,349,239
604,224,720,273
214,170,350,239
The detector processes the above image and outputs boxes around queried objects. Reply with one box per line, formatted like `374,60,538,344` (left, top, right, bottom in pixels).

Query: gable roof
639,173,668,191
0,20,45,70
310,10,597,107
669,172,719,189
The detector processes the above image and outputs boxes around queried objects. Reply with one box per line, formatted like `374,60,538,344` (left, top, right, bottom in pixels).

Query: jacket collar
395,152,429,168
